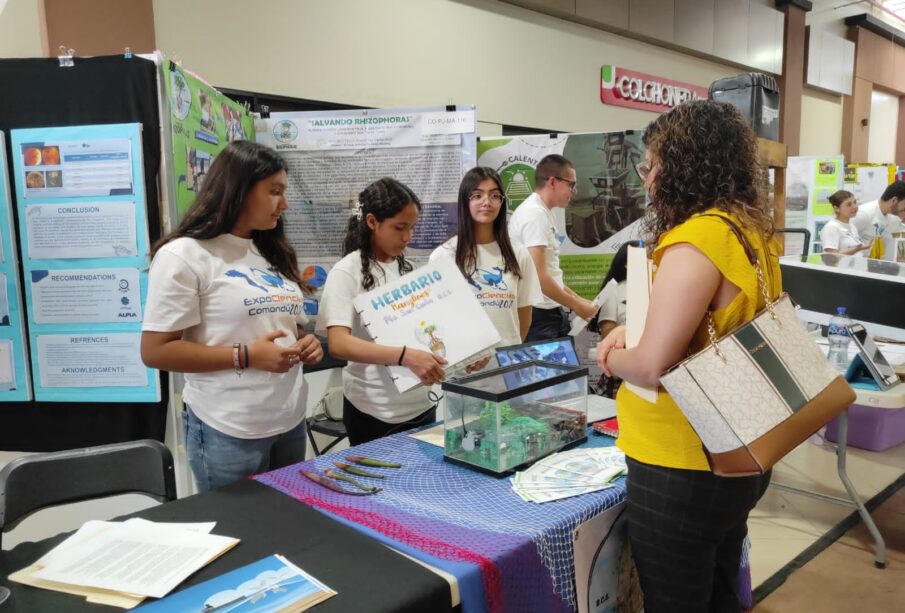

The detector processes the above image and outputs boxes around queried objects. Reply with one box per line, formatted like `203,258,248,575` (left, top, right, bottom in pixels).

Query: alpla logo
600,64,707,113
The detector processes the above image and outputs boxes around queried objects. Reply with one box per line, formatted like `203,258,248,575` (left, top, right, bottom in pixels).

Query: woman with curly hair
596,100,781,612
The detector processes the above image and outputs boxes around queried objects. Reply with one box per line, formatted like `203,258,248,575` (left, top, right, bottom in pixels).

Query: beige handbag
659,216,855,477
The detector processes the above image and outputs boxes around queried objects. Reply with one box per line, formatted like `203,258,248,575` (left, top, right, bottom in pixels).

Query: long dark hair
151,140,304,287
599,240,641,290
455,167,521,280
342,177,421,291
641,100,773,244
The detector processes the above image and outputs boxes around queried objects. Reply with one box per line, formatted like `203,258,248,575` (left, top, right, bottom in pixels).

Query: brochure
352,257,501,392
134,554,336,612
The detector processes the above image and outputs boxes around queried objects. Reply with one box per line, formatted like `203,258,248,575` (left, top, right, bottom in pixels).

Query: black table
0,480,452,612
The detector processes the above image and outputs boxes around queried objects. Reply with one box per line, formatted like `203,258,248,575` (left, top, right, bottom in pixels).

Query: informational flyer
37,333,148,389
256,105,476,316
785,155,844,254
19,138,133,199
478,131,646,299
31,268,142,324
11,123,158,402
0,131,32,400
25,201,137,259
162,58,255,220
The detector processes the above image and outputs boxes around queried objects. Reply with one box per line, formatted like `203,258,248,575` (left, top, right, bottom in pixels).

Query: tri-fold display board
9,123,159,402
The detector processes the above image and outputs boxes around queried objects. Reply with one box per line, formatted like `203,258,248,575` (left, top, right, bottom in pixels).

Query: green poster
811,159,840,217
163,60,255,220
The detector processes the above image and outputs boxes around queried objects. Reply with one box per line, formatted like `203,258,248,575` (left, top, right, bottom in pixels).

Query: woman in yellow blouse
597,100,780,612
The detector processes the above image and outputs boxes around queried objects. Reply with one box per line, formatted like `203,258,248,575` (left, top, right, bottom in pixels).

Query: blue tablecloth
255,428,625,613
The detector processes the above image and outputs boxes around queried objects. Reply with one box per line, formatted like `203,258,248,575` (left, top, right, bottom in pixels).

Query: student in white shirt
508,154,597,341
430,167,542,355
141,141,323,492
588,240,639,337
821,190,872,256
317,178,445,445
851,181,905,260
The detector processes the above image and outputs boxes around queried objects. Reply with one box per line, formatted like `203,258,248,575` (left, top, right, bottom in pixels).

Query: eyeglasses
468,192,505,205
552,176,577,191
635,161,652,180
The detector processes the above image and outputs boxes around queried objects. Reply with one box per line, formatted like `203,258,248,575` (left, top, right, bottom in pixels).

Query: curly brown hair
641,100,773,245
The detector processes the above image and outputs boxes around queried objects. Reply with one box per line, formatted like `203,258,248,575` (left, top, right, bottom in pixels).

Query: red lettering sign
600,65,708,113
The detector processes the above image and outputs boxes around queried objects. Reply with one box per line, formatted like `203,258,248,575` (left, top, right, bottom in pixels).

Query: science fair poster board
0,132,32,400
477,132,646,301
10,123,159,402
162,59,256,221
785,155,844,255
844,163,896,204
256,106,476,326
478,132,646,380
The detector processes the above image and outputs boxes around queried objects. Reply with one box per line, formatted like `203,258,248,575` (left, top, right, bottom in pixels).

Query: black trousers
525,306,570,342
625,457,771,613
343,397,436,446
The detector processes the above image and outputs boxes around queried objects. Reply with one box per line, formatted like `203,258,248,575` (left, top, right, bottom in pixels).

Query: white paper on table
123,518,216,534
33,520,238,598
624,246,658,402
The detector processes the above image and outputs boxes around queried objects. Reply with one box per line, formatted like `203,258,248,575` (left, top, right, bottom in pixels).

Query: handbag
659,215,856,477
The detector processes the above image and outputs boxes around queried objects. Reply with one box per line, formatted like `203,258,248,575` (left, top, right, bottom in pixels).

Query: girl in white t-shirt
141,141,323,492
821,190,872,256
317,178,446,445
430,167,541,357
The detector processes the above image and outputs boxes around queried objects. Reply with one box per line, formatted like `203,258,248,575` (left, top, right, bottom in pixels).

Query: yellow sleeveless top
615,208,783,470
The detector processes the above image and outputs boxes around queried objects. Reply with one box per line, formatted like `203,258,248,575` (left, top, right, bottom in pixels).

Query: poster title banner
600,65,707,113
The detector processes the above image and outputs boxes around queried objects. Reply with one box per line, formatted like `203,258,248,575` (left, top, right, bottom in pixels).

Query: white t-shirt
316,251,432,423
852,200,904,260
429,238,543,347
597,279,627,327
820,219,866,255
508,192,565,310
143,235,308,439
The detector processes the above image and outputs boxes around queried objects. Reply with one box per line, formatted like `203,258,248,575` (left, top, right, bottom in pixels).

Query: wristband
243,344,249,369
233,342,243,376
398,345,407,366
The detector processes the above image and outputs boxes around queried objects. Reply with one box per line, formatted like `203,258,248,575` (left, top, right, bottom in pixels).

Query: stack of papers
9,518,239,609
511,448,627,503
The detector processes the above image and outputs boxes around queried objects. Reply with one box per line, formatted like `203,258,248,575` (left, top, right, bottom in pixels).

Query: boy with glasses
508,154,598,341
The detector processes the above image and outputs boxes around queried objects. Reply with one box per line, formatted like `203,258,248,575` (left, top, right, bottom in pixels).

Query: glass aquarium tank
441,360,589,475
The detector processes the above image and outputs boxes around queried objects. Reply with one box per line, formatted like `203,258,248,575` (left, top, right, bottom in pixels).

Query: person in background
820,190,872,256
587,239,640,398
141,141,323,492
596,101,779,612
508,154,598,340
588,240,641,338
851,181,905,260
318,178,444,445
431,167,542,353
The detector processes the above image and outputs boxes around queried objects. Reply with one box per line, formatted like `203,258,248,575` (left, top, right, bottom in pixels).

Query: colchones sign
600,64,708,113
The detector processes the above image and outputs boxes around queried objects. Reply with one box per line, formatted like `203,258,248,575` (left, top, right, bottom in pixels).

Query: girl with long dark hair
430,167,541,350
317,177,445,445
141,140,323,492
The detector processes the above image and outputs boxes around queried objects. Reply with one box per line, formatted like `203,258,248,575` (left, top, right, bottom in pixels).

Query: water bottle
827,307,853,373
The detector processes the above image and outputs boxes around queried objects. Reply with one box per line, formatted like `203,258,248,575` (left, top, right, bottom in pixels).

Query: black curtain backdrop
0,55,167,451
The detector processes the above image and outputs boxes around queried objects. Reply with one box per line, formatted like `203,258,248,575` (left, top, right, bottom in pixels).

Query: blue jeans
183,406,307,492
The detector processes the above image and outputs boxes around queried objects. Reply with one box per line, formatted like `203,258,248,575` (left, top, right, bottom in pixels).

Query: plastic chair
306,414,348,456
0,439,176,548
774,227,811,258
